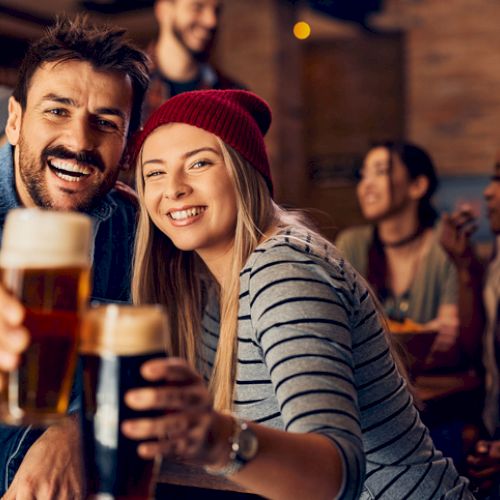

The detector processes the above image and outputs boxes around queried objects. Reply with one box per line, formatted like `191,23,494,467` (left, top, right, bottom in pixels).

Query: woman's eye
144,170,163,178
191,160,209,169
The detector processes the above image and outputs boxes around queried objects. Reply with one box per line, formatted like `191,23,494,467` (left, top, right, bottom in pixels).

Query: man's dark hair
13,15,150,136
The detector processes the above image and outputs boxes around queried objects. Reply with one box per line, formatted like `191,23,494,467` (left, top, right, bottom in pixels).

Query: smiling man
143,0,244,120
0,16,149,498
9,61,132,212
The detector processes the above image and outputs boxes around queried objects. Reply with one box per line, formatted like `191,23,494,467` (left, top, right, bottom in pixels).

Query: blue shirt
0,143,136,493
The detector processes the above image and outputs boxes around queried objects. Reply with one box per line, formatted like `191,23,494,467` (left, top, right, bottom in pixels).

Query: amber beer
80,304,168,500
0,208,92,425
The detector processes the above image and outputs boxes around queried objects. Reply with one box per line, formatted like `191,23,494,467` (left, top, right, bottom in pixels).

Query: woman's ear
5,96,22,146
409,175,429,201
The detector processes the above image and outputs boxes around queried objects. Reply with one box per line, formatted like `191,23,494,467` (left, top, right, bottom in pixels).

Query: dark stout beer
80,305,167,499
0,209,91,425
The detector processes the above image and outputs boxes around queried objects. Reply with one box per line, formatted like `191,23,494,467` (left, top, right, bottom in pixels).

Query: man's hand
440,205,478,269
0,284,29,382
3,416,84,499
467,440,500,494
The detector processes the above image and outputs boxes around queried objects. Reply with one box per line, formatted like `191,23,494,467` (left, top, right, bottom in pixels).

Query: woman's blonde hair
132,133,411,410
133,135,276,409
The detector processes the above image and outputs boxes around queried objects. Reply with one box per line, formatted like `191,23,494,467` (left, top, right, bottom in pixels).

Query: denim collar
0,143,117,224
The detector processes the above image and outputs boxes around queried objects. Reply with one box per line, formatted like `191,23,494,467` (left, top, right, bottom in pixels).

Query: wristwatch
205,417,259,477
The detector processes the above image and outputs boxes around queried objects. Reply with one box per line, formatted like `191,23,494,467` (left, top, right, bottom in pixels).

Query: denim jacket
0,144,136,493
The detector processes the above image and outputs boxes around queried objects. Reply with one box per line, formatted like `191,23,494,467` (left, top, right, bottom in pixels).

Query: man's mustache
42,145,105,172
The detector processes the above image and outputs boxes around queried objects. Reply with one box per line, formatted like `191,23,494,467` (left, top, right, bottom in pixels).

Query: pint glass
0,208,92,425
80,304,168,500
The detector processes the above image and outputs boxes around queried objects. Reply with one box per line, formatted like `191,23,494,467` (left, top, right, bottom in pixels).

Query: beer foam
0,208,92,268
80,304,168,356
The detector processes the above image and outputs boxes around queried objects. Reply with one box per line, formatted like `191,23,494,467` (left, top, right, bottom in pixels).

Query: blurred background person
336,140,482,371
466,157,500,498
143,0,245,121
336,140,484,469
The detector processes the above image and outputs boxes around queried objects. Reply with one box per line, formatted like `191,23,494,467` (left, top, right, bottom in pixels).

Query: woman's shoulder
335,224,373,248
424,222,457,269
242,226,349,285
253,226,337,260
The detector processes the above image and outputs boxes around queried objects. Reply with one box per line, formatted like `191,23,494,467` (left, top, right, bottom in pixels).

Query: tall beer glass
80,304,168,500
0,208,92,425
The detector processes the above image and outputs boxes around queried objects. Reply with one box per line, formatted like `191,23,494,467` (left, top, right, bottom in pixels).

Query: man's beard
17,135,117,213
172,22,216,63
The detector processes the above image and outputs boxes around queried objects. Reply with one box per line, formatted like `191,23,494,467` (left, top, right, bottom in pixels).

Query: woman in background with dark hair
336,140,481,369
336,140,484,470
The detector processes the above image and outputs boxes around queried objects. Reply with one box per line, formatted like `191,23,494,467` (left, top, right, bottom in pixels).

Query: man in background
465,158,500,497
143,0,244,120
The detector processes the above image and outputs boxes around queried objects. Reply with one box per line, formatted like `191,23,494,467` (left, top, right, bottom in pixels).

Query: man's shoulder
0,142,13,168
103,186,138,228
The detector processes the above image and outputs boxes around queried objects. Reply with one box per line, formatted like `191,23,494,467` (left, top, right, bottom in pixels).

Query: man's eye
47,108,67,116
96,118,118,130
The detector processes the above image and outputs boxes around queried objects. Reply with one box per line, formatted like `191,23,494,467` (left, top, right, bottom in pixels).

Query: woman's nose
163,174,191,200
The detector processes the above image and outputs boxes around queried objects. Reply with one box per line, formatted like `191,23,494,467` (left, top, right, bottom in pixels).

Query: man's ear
409,175,430,201
5,96,22,146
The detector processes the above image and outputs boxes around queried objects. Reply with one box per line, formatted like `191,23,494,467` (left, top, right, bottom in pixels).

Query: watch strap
204,416,253,477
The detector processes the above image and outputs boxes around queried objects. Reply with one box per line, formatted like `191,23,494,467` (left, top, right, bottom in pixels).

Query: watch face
238,427,259,462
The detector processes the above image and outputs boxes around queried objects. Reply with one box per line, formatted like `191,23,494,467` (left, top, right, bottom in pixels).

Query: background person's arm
440,209,485,365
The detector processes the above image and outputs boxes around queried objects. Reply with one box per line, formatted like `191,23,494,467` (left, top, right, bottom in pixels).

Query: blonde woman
121,90,472,499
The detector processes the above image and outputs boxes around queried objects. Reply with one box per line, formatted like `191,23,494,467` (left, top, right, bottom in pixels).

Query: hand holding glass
0,208,92,425
80,304,168,499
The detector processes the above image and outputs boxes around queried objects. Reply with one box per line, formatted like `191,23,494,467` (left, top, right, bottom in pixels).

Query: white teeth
49,159,92,183
169,207,206,220
50,159,92,176
54,172,82,182
363,194,378,204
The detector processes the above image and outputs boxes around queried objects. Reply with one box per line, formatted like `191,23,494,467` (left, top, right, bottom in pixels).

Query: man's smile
47,158,93,183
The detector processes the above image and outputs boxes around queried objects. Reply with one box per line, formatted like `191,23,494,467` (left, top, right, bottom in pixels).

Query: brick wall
377,0,500,175
214,0,307,206
213,0,500,237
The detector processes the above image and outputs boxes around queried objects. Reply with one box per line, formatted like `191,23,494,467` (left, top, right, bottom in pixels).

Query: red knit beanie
134,89,273,194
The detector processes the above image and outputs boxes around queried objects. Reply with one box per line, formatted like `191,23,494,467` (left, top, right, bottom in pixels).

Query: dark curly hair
12,14,150,136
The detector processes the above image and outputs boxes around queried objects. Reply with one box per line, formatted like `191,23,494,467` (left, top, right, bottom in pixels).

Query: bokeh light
293,21,311,40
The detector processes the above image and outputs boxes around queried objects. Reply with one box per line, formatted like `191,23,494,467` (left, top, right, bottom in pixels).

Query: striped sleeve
247,246,364,500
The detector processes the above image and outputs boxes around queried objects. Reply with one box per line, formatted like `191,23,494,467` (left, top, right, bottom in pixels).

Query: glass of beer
80,304,168,500
0,208,92,426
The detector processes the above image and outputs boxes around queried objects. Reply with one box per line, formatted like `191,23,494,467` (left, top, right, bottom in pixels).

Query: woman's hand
121,357,231,466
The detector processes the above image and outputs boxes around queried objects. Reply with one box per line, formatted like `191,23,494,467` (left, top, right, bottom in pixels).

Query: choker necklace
380,227,423,248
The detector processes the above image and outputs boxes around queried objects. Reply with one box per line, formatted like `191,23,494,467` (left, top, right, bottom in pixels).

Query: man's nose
484,184,493,200
65,118,97,152
201,7,218,29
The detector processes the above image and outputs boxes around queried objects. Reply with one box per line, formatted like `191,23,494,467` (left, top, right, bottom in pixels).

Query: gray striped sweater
201,227,473,499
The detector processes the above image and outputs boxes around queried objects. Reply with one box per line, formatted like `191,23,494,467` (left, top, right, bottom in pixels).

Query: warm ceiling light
293,21,311,40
